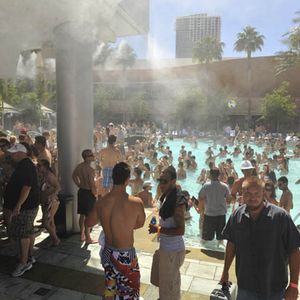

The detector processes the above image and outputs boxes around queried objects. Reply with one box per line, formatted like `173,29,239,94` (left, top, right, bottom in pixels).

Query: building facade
175,13,221,58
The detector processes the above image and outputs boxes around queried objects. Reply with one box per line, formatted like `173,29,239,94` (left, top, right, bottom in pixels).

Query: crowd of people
0,121,300,300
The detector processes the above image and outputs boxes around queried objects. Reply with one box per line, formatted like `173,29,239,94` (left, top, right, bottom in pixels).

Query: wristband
289,283,298,289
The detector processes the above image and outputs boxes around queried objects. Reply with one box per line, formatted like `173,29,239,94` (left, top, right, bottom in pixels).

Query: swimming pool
146,138,300,249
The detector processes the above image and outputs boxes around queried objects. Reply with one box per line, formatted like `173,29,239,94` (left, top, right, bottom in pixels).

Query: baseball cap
241,160,254,170
143,181,152,189
7,143,27,154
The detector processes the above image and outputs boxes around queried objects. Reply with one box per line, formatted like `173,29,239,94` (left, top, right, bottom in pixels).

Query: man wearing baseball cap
231,160,255,207
4,143,39,277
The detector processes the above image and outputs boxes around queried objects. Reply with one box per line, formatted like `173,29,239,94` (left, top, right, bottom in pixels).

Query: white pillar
54,22,94,232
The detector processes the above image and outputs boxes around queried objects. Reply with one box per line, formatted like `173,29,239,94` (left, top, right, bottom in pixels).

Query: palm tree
94,43,114,69
115,41,136,71
276,11,300,74
234,26,265,128
192,36,225,63
234,26,265,58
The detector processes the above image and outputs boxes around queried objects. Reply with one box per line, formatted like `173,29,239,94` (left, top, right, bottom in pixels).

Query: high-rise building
175,13,221,58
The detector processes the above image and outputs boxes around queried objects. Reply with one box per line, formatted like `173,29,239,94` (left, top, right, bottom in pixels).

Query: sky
123,0,299,59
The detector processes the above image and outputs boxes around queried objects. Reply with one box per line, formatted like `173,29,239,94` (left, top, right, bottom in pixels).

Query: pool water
146,138,300,249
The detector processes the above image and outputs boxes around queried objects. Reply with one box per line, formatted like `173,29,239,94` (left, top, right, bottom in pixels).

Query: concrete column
54,22,95,232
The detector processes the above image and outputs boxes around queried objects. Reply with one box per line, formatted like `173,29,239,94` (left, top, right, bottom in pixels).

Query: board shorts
102,167,113,189
10,208,38,239
202,214,226,241
77,188,96,216
101,245,140,300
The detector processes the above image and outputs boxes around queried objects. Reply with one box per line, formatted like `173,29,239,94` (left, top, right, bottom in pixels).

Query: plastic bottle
150,216,157,225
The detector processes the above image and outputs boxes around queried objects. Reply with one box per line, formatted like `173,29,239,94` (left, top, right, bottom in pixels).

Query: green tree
94,85,111,123
192,36,225,63
129,92,150,125
94,43,114,69
175,88,205,128
19,91,42,124
115,41,136,71
261,82,297,132
234,26,265,128
276,11,300,74
234,26,265,58
204,91,230,132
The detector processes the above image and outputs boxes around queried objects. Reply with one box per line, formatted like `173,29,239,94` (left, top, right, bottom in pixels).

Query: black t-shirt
4,158,39,211
222,202,300,296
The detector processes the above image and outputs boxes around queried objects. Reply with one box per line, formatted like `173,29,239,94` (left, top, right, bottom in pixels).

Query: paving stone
140,267,151,284
199,260,223,267
181,274,193,291
35,250,68,265
0,277,32,297
184,258,199,264
186,263,216,279
141,285,159,300
0,292,14,300
189,277,218,295
59,255,88,271
138,254,153,269
83,257,103,275
82,294,103,300
180,261,190,274
17,282,56,299
214,266,223,281
46,288,84,300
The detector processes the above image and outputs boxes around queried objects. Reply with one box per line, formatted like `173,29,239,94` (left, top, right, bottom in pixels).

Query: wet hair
35,135,47,147
144,163,150,171
278,176,288,184
163,165,177,180
108,135,117,145
208,162,214,169
81,149,93,160
210,168,220,180
112,162,131,185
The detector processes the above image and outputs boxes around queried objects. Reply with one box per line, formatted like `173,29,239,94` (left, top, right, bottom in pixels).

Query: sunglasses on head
157,178,169,184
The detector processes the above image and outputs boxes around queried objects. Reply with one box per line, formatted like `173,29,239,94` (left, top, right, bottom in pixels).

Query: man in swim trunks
88,162,145,300
72,149,97,243
99,135,122,194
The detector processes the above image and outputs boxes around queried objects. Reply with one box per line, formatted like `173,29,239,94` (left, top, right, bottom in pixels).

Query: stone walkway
0,209,236,299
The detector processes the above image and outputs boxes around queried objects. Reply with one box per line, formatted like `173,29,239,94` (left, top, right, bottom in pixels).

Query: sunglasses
157,178,170,184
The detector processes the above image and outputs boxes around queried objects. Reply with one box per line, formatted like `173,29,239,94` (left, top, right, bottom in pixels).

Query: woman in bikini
38,159,61,246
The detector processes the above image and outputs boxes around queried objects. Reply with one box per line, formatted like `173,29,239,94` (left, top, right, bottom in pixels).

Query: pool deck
0,209,241,299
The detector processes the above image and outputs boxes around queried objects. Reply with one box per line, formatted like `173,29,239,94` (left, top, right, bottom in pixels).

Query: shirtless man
99,135,122,194
231,160,254,207
278,176,293,213
72,149,97,243
34,136,52,165
86,162,145,300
